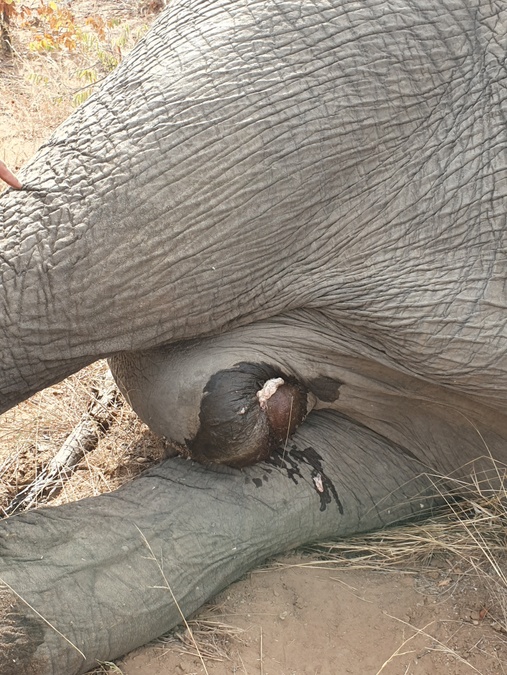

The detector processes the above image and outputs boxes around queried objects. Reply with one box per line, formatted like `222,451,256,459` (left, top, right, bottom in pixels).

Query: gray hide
0,0,506,673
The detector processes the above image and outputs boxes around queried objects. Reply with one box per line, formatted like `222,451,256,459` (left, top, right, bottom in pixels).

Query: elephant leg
0,410,443,675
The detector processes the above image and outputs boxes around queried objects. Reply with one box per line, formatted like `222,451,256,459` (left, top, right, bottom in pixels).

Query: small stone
279,611,288,620
470,610,481,622
135,457,150,463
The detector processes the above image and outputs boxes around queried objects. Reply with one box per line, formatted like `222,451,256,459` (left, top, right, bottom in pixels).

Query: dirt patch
119,554,507,675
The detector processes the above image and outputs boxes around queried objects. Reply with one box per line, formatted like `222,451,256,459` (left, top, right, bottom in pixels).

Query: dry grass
0,360,168,514
277,481,507,634
0,0,158,179
86,611,245,675
89,663,125,675
162,617,246,662
304,496,506,574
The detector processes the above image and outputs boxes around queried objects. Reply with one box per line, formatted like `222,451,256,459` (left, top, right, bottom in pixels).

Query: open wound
266,444,343,514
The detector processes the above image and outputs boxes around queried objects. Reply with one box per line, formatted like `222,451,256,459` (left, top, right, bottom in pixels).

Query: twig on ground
3,373,120,516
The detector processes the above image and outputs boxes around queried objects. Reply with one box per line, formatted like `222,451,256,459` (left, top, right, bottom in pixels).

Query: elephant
1,0,506,672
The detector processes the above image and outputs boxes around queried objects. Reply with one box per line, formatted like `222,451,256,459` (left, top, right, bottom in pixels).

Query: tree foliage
0,0,17,54
1,1,117,53
1,1,151,107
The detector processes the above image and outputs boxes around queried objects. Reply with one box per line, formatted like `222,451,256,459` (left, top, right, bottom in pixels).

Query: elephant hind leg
109,343,313,467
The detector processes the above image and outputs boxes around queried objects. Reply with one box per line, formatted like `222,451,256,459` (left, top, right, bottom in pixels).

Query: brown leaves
0,0,30,22
0,0,18,21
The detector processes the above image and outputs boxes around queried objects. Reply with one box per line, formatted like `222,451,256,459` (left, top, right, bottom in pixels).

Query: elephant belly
109,309,507,481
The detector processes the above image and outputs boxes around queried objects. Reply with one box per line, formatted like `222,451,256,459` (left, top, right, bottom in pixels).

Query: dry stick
4,374,119,516
374,618,437,675
134,525,210,675
238,652,248,674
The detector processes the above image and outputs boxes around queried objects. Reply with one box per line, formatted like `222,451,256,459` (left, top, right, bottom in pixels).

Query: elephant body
0,0,506,672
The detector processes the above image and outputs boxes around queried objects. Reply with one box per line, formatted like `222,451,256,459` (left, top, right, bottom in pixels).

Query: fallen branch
3,373,120,516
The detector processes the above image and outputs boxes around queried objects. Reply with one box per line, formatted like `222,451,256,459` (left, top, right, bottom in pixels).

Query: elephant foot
109,347,313,467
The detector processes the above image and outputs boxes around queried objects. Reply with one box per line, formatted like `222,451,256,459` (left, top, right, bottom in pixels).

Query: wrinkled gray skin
1,0,507,673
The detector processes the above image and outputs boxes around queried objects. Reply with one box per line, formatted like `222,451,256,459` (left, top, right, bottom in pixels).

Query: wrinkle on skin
2,0,507,414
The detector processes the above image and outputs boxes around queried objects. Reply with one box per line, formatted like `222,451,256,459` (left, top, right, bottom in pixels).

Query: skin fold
0,0,506,672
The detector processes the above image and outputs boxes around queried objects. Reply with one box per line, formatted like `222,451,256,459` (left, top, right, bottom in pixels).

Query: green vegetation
0,1,150,105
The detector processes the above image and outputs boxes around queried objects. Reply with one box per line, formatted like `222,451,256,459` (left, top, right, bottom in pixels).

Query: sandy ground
1,3,507,675
120,554,507,675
